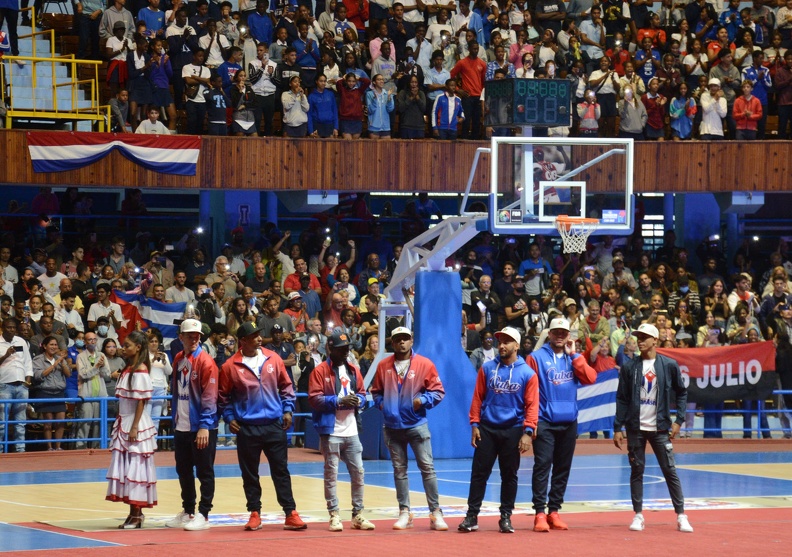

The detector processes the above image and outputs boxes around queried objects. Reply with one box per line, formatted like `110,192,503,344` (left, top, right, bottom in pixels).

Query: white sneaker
430,509,448,531
184,514,210,531
329,511,343,532
166,511,193,528
677,513,693,533
352,513,375,530
629,513,645,531
393,510,414,530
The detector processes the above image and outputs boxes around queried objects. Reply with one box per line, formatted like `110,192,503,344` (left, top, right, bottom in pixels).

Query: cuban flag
111,291,188,348
26,131,201,176
576,368,619,435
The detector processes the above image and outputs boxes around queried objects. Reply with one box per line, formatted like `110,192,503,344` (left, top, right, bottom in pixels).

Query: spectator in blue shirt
248,0,274,46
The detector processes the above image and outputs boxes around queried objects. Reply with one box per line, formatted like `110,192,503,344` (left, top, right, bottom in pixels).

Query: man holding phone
0,318,33,453
525,317,597,532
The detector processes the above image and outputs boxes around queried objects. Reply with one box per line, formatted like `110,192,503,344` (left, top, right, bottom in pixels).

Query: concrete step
10,85,87,102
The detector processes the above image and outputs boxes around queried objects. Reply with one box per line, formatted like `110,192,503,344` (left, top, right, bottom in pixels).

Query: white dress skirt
105,368,158,508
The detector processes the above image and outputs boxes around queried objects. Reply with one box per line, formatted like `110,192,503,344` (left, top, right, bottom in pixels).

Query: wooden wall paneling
3,130,792,193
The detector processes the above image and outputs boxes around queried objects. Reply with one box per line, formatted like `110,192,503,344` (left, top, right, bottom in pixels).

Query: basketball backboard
479,136,634,237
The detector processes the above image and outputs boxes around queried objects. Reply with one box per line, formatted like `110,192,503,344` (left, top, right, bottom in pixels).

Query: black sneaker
457,515,478,532
499,516,514,533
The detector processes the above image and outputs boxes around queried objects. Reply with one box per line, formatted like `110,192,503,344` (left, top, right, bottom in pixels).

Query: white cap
287,292,302,300
495,326,521,345
708,77,721,87
633,323,659,339
180,319,203,334
391,326,413,339
548,317,570,331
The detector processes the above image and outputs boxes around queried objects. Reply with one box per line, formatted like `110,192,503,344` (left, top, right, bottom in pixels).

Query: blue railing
0,393,310,453
1,392,789,453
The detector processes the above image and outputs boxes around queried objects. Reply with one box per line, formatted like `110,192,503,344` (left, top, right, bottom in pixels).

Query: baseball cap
391,326,413,339
287,292,302,300
180,319,203,334
633,323,659,338
113,21,126,30
548,317,570,331
740,272,753,283
300,272,311,280
271,323,283,332
495,326,521,345
708,77,721,87
367,277,379,286
513,275,525,281
237,322,263,338
328,331,351,348
564,298,577,307
612,255,624,263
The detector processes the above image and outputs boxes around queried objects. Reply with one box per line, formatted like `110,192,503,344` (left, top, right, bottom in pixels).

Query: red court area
14,507,792,557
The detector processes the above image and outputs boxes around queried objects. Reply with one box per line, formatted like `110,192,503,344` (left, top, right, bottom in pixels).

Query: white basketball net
555,218,600,254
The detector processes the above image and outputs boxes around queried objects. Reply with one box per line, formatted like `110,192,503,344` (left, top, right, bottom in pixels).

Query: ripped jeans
626,429,686,514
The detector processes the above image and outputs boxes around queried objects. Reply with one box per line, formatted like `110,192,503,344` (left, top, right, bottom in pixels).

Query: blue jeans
147,386,167,424
383,422,440,512
0,382,29,453
319,434,365,513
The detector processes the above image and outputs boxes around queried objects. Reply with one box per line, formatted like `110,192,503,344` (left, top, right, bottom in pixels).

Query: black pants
626,429,685,514
778,105,792,140
254,93,276,136
461,96,482,139
531,420,578,513
236,421,296,514
466,423,522,517
77,14,101,60
174,429,218,518
186,101,206,135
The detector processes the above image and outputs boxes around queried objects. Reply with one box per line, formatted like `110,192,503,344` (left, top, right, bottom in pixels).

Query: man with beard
369,327,447,531
308,331,374,532
458,327,538,534
525,317,597,532
613,323,692,533
503,275,530,333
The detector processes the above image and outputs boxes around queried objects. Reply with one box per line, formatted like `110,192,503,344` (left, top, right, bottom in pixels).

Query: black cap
328,331,351,348
299,272,311,281
237,322,263,338
271,324,283,332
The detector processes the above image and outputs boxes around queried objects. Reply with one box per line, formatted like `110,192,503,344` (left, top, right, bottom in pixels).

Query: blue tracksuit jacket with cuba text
171,346,220,432
218,347,295,425
525,344,597,424
308,359,366,435
369,352,445,430
469,355,539,430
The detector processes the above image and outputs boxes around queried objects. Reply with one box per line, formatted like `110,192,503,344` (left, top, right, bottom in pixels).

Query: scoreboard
484,79,572,128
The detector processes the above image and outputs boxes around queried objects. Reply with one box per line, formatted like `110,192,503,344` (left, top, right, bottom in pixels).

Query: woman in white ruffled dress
105,331,158,528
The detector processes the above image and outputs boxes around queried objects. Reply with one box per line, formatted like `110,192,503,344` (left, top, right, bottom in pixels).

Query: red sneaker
548,512,568,530
533,512,550,532
284,510,307,530
245,511,262,531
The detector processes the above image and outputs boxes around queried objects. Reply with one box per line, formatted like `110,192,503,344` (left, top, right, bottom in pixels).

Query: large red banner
656,341,777,404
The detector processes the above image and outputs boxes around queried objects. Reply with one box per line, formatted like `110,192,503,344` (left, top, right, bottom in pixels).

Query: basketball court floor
1,441,791,555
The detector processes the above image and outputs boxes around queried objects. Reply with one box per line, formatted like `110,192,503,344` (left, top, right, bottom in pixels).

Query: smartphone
476,300,487,313
13,346,23,352
165,244,174,251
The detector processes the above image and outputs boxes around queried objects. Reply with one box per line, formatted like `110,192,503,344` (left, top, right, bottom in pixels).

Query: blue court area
0,523,118,552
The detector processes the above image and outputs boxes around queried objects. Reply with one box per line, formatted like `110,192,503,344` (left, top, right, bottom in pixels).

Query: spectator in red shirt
283,257,321,295
450,41,487,139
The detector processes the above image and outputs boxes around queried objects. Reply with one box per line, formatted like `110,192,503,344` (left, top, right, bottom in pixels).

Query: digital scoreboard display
484,79,572,128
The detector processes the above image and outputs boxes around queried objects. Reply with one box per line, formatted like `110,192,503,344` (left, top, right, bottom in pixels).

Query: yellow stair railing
1,7,110,131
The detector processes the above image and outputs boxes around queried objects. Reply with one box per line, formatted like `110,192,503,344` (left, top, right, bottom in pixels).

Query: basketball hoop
554,215,600,254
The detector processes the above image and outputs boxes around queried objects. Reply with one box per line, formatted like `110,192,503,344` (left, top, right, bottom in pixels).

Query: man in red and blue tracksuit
525,317,597,532
369,326,447,531
458,326,539,534
166,319,220,531
218,321,306,532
